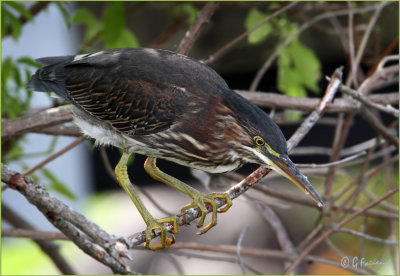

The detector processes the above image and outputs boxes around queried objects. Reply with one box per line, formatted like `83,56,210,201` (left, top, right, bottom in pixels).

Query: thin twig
288,67,342,151
4,92,398,139
165,249,263,274
284,188,399,274
338,82,399,118
2,203,76,275
1,165,134,274
296,150,366,168
252,184,398,220
359,106,399,148
169,242,372,274
249,2,392,91
254,201,297,273
236,225,249,275
203,2,299,65
23,136,85,176
336,228,398,246
347,2,388,87
236,91,398,114
175,2,220,55
32,125,81,137
2,228,68,241
347,1,357,87
5,1,50,37
1,105,73,139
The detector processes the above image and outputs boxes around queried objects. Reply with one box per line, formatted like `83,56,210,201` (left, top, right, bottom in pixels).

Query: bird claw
144,216,178,250
181,192,232,234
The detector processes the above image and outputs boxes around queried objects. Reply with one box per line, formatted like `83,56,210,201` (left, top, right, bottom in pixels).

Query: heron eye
254,136,265,147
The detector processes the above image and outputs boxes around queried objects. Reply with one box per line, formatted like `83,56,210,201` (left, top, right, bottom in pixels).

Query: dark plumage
28,48,287,171
28,47,323,250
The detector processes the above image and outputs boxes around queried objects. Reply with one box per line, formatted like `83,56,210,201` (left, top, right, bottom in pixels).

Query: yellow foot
144,216,179,250
181,192,232,234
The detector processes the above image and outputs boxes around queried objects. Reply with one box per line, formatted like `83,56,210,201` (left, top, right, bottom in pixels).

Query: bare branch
1,105,73,139
347,2,388,87
236,91,398,113
336,228,398,246
170,242,372,275
5,1,51,37
288,67,342,151
2,228,68,241
249,2,393,91
339,82,399,118
32,125,81,137
284,188,398,274
1,164,135,275
2,203,76,274
359,106,399,148
23,136,85,176
3,90,398,140
254,201,298,273
175,2,220,55
203,2,298,65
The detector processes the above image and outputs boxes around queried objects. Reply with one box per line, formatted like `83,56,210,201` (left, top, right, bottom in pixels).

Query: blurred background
1,1,398,275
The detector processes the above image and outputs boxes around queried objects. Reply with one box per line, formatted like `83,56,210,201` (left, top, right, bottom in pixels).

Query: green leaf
6,143,24,160
104,2,125,49
172,3,198,24
2,57,13,83
277,37,321,97
106,28,139,49
244,8,273,44
3,8,22,40
1,8,6,38
41,168,77,200
71,7,97,25
17,56,41,68
71,7,102,42
7,2,32,21
54,2,71,28
288,39,321,93
13,66,22,87
284,109,302,122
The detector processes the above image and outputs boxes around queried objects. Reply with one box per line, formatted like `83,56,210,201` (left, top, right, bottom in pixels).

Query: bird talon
181,192,232,234
210,193,232,213
144,216,178,250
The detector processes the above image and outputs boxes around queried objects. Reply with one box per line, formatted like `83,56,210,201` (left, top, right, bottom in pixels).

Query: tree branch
5,1,51,37
1,105,73,139
175,2,220,55
2,203,76,274
284,187,398,274
249,1,394,91
1,165,135,275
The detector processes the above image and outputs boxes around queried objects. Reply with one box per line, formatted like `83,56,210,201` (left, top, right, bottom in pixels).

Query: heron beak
266,153,324,207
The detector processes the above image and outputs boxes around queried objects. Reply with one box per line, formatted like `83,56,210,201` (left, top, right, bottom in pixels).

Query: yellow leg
144,156,232,234
115,152,178,250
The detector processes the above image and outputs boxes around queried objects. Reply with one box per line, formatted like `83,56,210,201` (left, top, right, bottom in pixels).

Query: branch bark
2,203,76,274
175,2,220,55
1,165,135,275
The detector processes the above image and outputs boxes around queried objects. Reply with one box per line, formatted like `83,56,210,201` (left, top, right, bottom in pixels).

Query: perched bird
28,48,323,250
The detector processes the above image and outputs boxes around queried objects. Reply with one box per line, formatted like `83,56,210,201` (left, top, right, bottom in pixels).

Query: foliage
1,56,40,119
245,7,321,98
70,2,139,51
41,167,77,200
171,3,199,24
1,1,32,40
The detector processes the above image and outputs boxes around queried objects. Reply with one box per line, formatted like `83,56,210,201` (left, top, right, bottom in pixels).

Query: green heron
28,48,323,250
